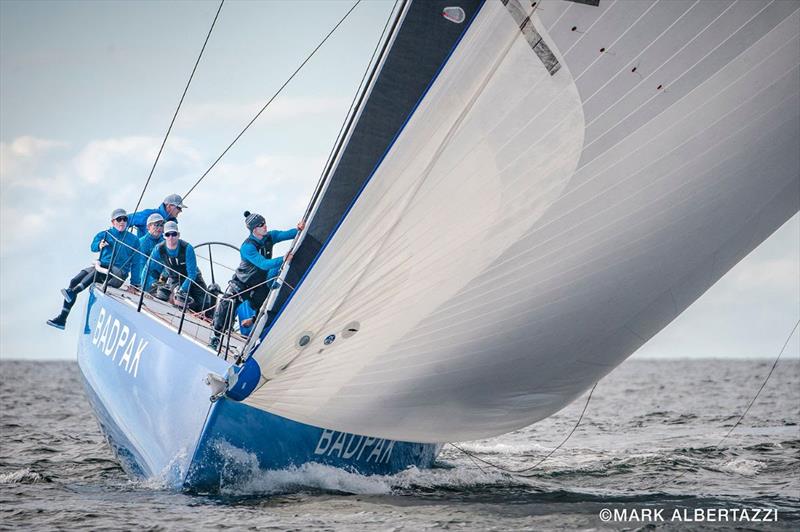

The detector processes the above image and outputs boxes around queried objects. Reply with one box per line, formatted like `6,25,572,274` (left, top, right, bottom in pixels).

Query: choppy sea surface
1,359,798,531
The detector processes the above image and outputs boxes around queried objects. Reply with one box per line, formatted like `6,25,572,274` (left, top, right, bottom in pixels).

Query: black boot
46,311,68,330
208,335,220,350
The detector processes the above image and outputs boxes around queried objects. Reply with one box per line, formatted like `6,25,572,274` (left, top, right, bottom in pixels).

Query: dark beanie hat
244,211,265,231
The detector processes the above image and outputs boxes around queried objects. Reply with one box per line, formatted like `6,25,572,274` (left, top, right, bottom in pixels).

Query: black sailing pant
59,265,124,319
211,281,269,339
165,272,212,314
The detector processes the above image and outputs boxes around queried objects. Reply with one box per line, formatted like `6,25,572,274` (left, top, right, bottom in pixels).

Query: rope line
449,319,799,484
450,382,598,476
649,318,800,490
183,0,362,200
131,0,225,215
719,319,799,444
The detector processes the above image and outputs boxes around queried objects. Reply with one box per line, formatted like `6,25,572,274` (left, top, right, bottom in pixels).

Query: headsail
243,0,800,443
262,0,485,326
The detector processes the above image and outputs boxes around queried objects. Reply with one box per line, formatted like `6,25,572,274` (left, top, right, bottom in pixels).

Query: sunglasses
114,216,128,223
165,232,179,238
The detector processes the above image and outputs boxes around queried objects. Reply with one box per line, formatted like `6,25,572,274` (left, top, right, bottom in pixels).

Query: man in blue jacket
129,193,187,236
143,221,210,313
47,208,142,330
209,211,303,349
138,213,165,293
139,213,165,257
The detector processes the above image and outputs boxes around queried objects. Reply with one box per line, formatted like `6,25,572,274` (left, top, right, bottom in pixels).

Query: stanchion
208,246,216,285
224,300,235,361
102,239,119,293
137,261,150,312
177,279,191,335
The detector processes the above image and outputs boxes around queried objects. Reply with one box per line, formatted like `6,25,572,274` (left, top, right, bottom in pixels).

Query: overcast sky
1,0,798,361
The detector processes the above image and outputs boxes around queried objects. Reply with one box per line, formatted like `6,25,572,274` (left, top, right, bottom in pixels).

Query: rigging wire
250,0,403,345
449,382,598,476
182,0,363,201
131,0,225,215
302,0,404,223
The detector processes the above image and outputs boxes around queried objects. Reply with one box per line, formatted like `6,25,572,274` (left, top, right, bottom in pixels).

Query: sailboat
77,0,800,492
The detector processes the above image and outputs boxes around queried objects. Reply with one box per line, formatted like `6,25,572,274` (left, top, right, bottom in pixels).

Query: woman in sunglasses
47,208,142,330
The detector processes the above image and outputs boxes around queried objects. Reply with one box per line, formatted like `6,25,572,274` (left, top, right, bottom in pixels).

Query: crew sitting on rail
143,221,211,314
209,211,304,349
129,193,187,236
47,208,142,330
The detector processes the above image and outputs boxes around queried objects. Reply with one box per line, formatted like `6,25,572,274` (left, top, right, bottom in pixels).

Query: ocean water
1,358,798,530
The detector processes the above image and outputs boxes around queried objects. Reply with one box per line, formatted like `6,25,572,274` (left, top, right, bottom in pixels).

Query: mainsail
241,0,800,443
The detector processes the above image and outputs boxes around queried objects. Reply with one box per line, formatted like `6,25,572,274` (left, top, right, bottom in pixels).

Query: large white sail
242,0,800,443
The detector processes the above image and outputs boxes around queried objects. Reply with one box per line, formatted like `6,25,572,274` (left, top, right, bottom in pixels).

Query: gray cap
163,193,187,209
163,221,179,234
111,208,127,220
146,213,164,225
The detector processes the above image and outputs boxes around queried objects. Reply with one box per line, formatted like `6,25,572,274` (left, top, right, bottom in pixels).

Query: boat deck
101,285,247,361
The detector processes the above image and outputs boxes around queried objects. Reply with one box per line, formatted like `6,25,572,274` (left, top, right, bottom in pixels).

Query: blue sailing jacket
240,229,298,283
91,227,142,287
144,241,198,293
138,233,164,283
129,204,172,236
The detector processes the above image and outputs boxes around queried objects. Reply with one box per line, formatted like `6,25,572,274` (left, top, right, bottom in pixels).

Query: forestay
242,0,800,443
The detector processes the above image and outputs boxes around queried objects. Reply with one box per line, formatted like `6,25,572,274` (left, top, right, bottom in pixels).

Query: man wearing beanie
209,211,304,349
47,208,142,330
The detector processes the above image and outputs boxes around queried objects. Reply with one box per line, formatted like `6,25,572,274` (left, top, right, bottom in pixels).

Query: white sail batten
243,0,800,442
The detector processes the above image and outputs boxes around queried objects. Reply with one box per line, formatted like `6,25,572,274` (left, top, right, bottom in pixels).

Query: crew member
47,209,142,330
209,211,304,349
129,193,187,236
138,213,165,293
143,221,210,313
139,213,164,257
